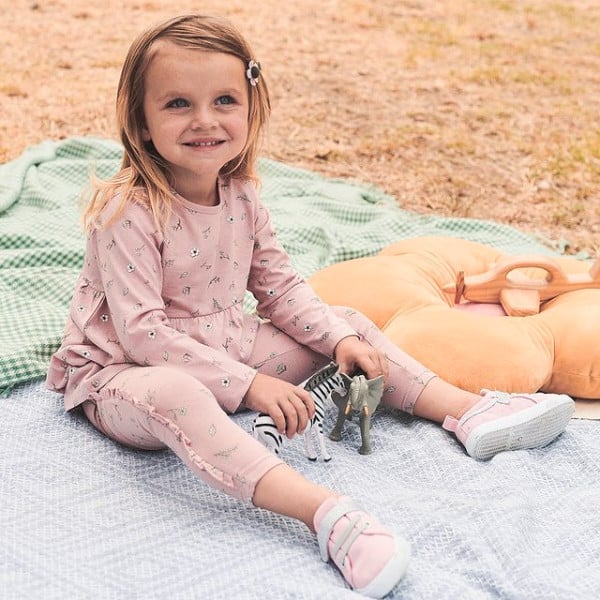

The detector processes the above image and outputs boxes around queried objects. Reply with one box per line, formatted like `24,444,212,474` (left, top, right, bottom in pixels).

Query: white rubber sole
465,395,575,460
355,536,411,599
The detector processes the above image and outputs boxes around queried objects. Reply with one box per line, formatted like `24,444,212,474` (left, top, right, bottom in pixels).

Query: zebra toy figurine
252,362,347,462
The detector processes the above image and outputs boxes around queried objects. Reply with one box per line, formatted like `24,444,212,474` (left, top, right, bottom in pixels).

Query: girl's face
141,42,249,203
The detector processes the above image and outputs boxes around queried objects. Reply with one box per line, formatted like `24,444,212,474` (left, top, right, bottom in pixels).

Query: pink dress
46,177,357,412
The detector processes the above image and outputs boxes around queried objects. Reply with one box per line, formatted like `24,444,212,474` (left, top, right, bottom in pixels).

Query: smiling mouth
185,140,223,147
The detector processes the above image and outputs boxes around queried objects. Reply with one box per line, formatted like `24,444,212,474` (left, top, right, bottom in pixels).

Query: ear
142,127,151,142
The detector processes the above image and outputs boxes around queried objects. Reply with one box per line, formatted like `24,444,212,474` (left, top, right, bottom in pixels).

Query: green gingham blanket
0,137,559,394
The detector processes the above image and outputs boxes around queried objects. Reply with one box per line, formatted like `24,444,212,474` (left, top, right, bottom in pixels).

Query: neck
172,178,219,206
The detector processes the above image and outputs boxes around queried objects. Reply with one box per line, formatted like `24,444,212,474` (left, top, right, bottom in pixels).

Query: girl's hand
334,336,389,381
243,373,315,438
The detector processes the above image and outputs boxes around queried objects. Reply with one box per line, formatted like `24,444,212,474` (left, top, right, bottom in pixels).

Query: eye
216,95,235,106
167,98,189,109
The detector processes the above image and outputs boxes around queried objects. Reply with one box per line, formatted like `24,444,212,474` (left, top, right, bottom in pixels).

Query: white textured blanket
2,379,599,599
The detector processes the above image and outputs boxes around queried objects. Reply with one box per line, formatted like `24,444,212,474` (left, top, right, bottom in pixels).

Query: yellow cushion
309,236,600,400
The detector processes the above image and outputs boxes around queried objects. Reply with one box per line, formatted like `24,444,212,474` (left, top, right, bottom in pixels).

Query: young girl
46,14,574,598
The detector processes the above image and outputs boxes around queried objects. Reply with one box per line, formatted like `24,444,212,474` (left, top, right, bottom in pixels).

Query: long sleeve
248,199,358,356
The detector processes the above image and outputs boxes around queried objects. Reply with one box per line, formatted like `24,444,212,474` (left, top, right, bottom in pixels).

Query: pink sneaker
442,389,575,460
314,496,410,598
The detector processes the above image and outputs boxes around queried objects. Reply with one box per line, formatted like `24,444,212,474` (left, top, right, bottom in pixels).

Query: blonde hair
83,14,271,231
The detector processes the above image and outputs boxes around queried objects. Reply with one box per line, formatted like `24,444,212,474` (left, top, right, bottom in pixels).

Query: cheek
141,117,174,145
233,116,250,140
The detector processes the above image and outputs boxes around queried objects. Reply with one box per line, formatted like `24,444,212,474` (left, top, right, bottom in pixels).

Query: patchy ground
2,0,598,255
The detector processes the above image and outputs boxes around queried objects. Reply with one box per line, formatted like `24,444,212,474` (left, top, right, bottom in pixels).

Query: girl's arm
247,199,357,358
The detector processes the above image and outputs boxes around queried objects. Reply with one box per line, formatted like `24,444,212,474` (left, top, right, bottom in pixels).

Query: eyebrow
154,87,247,102
154,91,185,102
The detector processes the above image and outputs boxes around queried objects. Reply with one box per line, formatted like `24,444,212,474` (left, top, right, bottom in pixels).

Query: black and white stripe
252,362,348,461
251,413,284,454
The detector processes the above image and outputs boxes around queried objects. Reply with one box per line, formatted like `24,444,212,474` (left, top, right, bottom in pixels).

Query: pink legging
83,307,436,502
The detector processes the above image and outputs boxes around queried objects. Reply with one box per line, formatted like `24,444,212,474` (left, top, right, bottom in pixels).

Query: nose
190,106,218,130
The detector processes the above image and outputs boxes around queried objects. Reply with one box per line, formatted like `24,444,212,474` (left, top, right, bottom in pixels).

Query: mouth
184,140,224,148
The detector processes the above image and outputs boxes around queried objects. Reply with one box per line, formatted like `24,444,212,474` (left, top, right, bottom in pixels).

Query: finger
380,354,390,380
372,351,389,380
288,393,310,434
280,397,299,439
337,357,355,375
298,388,315,419
271,406,287,435
362,351,387,380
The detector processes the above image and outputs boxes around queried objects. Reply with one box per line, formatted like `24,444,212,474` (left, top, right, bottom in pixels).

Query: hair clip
246,60,261,86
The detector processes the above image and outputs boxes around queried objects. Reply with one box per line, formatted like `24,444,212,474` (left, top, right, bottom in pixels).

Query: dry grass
2,0,599,255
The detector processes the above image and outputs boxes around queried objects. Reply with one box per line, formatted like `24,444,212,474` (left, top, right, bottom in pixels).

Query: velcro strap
442,415,459,433
316,498,359,562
